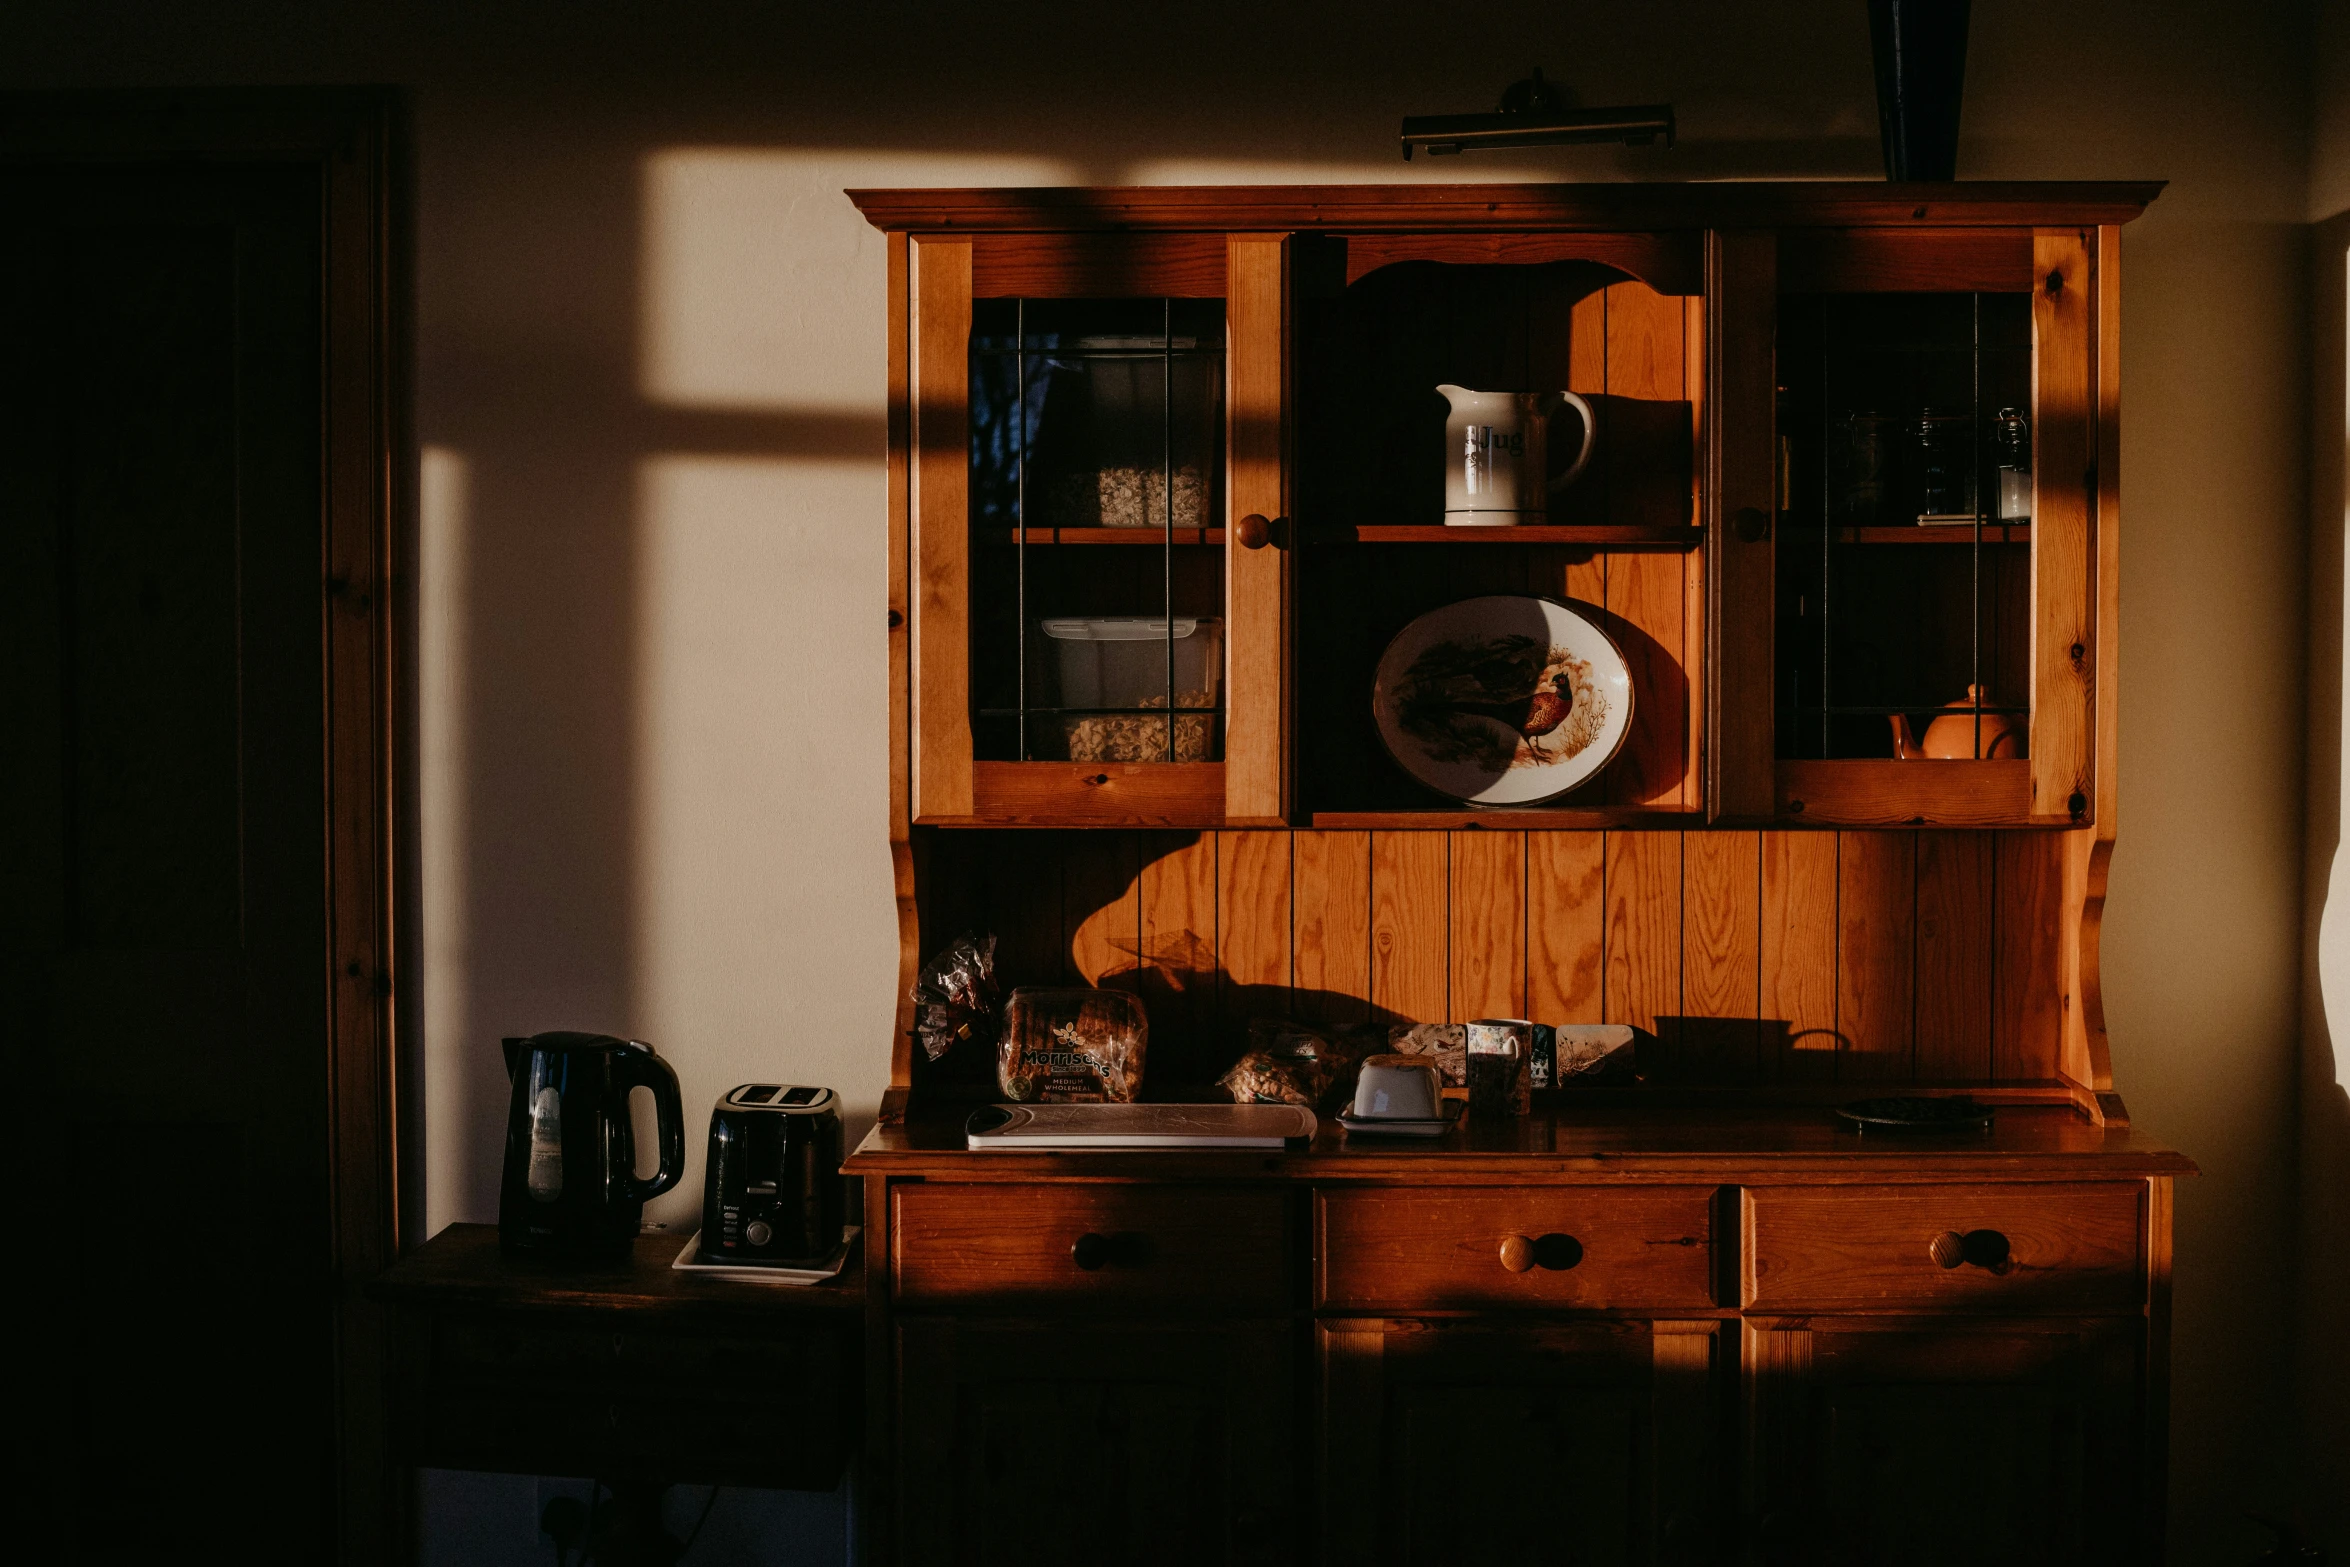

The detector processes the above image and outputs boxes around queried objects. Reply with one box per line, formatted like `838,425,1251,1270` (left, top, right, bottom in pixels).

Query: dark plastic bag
910,932,1001,1063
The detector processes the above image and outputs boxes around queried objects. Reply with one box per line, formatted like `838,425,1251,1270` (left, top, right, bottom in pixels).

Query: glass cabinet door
1776,292,2031,763
967,296,1229,767
1718,229,2101,826
906,234,1289,825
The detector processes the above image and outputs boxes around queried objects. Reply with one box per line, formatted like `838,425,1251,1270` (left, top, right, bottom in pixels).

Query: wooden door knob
1930,1228,2012,1271
1499,1233,1583,1272
1235,513,1274,549
1072,1231,1149,1270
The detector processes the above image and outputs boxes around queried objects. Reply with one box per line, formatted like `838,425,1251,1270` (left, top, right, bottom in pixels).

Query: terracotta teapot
1889,685,2020,760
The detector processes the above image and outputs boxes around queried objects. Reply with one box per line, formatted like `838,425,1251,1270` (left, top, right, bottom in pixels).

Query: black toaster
699,1084,846,1265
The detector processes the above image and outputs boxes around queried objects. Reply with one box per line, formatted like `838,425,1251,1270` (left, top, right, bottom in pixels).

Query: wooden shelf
978,523,1709,549
1314,523,1702,548
1309,805,1703,830
1832,524,2031,545
982,527,1223,546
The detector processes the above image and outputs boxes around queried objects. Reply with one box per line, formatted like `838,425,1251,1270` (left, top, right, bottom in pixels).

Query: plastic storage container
1040,617,1223,763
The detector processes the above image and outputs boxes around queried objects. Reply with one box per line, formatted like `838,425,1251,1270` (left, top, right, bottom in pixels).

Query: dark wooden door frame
1,88,410,1563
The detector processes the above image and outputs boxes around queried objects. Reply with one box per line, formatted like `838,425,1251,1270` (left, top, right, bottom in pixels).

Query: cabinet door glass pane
969,298,1226,763
1776,292,2030,761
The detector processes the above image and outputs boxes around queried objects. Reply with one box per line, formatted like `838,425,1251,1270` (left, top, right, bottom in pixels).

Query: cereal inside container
1041,617,1223,763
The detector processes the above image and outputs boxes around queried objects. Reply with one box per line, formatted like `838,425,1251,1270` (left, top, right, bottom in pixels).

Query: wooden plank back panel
1760,831,1839,1080
1550,288,1611,526
1604,831,1682,1049
1217,829,1292,1031
1527,831,1606,1023
1837,832,1916,1080
1602,278,1693,532
1138,831,1220,1082
1681,829,1761,1080
1294,829,1371,1027
1448,830,1526,1020
1371,832,1450,1023
1063,831,1142,989
1915,831,1994,1080
917,824,2061,1091
1605,551,1689,807
980,831,1066,993
1600,280,1693,808
1994,830,2065,1081
909,236,974,819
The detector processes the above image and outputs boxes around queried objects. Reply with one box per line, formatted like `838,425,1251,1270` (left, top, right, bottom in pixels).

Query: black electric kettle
497,1031,685,1260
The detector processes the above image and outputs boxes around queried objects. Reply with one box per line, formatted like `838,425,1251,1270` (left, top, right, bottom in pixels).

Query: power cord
680,1488,723,1556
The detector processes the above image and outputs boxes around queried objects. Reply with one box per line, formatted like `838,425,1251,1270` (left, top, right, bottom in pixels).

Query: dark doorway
2,93,404,1561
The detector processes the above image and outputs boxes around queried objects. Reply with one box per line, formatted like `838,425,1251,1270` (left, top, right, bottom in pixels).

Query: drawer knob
1499,1233,1583,1273
1930,1228,2012,1272
1071,1232,1150,1270
1235,513,1274,549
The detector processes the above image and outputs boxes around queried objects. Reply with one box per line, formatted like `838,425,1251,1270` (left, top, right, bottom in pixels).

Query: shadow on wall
2298,210,2350,1558
408,2,1896,1237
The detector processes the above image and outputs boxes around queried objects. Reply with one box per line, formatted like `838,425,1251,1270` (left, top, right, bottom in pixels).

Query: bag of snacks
999,987,1147,1102
1219,1017,1373,1111
910,932,1002,1063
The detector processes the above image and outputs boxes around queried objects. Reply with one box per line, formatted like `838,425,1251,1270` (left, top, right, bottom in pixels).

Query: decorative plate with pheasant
1371,595,1634,805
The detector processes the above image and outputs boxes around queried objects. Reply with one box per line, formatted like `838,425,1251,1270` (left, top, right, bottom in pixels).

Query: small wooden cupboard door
1743,1315,2144,1566
903,230,1295,826
1714,226,2108,827
1317,1317,1724,1566
896,1314,1300,1566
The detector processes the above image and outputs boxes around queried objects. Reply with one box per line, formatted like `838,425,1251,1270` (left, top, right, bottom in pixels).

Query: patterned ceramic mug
1466,1018,1534,1116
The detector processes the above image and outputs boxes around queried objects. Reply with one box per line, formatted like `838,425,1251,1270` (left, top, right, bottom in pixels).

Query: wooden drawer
1315,1186,1718,1312
1744,1183,2145,1312
892,1182,1292,1311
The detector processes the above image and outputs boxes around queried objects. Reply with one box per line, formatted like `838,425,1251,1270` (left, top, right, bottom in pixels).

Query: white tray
669,1227,858,1285
966,1102,1316,1149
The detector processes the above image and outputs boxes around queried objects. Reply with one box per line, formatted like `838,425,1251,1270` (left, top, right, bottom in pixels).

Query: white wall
3,1,2334,1554
2303,0,2350,1553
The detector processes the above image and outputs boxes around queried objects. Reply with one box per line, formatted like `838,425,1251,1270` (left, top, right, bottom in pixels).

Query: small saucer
1338,1103,1462,1139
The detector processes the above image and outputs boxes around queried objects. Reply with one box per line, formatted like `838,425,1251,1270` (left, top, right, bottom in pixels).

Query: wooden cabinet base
1744,1315,2147,1565
1319,1317,1725,1566
855,1112,2183,1566
894,1316,1300,1566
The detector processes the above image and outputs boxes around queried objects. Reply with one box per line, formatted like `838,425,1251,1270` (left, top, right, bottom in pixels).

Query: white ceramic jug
1438,385,1599,525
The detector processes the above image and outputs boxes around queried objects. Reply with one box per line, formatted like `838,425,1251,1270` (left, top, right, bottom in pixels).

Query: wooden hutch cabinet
846,183,2189,1566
